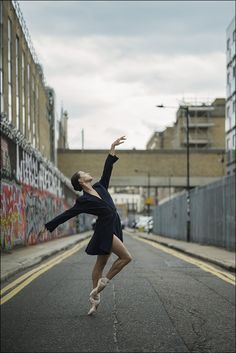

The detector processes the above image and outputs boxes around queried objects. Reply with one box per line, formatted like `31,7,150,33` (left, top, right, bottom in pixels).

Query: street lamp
156,104,191,242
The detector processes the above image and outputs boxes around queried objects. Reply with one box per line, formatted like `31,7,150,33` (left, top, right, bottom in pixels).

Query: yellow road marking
133,235,235,286
1,239,89,296
0,238,89,305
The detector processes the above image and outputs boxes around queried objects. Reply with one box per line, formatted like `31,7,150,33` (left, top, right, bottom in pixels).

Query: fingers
111,136,127,150
114,136,127,145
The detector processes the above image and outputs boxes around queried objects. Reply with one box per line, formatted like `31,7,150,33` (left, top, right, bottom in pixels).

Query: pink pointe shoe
89,277,110,299
87,293,101,315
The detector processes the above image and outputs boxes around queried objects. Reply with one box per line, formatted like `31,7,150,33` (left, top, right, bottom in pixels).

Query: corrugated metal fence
153,175,235,250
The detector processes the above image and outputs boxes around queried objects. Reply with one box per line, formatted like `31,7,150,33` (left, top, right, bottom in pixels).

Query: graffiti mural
0,134,77,250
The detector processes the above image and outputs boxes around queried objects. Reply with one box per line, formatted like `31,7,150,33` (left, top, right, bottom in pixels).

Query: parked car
91,218,97,230
121,220,126,230
144,218,153,233
135,216,153,232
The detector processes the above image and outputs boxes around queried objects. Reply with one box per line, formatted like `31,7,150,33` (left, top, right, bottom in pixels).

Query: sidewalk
125,228,236,273
0,231,92,283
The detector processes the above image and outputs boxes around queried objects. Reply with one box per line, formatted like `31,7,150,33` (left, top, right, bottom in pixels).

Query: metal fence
153,175,235,250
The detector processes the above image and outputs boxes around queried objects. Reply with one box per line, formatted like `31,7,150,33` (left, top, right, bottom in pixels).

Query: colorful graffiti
16,146,63,197
0,134,77,250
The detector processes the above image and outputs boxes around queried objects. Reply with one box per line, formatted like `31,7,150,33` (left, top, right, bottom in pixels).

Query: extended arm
99,136,126,189
45,200,84,233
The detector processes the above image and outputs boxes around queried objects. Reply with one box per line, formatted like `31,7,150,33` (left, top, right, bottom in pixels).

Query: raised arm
99,136,126,189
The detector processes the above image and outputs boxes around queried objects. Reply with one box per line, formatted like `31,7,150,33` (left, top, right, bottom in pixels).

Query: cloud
18,1,233,149
21,1,234,40
32,35,227,149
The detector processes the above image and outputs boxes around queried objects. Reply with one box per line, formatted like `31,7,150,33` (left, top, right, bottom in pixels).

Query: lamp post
147,171,151,218
156,104,191,242
183,106,190,242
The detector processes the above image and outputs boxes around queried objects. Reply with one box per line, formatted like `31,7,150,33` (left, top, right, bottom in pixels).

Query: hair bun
71,172,82,192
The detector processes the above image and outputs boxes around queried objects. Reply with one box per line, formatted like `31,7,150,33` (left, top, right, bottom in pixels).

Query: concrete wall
57,149,226,187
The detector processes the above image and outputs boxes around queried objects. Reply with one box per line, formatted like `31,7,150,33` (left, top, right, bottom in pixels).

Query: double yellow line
133,236,236,286
0,238,89,305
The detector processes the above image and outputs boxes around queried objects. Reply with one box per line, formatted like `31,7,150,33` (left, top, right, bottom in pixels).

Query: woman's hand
110,136,126,155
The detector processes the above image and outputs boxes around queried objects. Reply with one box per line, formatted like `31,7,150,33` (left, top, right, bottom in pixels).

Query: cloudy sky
20,1,234,150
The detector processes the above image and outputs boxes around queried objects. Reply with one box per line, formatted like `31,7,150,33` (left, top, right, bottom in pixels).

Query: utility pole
147,171,151,217
81,129,84,151
184,106,191,242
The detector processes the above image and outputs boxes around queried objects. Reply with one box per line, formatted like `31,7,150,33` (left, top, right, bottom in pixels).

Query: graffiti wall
0,133,80,250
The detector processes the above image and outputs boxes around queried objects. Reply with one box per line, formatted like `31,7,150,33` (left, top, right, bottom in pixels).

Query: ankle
103,277,110,283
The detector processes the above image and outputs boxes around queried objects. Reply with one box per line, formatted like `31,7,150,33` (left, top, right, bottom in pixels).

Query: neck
82,183,93,193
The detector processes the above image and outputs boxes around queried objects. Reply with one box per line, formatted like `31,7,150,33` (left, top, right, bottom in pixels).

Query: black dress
45,154,123,255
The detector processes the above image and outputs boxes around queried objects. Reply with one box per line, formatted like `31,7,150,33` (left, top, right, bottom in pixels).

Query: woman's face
78,171,93,183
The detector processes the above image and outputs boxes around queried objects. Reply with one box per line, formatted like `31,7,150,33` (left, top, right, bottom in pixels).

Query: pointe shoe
87,305,97,315
88,293,100,315
89,293,100,306
89,277,110,298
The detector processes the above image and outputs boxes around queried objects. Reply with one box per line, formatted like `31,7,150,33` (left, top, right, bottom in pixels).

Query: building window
21,51,26,135
0,67,3,113
233,30,236,42
36,83,39,147
227,106,230,118
233,65,236,78
226,138,230,150
16,35,20,130
32,75,36,148
227,38,230,50
7,18,12,123
233,134,235,148
227,72,230,84
0,2,2,112
27,63,31,142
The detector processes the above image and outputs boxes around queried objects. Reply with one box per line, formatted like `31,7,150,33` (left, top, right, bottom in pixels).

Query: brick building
146,98,225,151
1,0,57,163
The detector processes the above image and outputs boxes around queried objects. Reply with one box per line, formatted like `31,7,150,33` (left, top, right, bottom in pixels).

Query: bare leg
92,254,111,289
105,234,132,282
88,254,111,315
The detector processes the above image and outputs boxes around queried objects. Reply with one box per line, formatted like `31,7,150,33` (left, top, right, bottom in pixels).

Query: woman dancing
38,136,132,315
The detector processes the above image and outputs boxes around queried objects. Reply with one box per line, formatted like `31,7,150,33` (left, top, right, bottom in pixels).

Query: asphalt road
1,232,235,353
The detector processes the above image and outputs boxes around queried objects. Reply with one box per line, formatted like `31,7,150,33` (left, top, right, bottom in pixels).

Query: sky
19,0,235,150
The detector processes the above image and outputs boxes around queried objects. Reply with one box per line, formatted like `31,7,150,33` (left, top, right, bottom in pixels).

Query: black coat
45,154,123,255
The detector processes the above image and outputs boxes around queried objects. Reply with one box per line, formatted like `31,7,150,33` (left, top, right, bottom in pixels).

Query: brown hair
71,172,82,191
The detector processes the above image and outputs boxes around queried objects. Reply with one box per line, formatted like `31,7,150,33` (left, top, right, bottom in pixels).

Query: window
36,84,39,147
233,30,236,42
16,35,20,130
226,138,230,150
233,66,236,78
27,63,31,142
7,18,12,122
233,134,235,148
0,67,3,113
227,106,230,118
32,75,36,148
21,52,26,135
227,38,230,50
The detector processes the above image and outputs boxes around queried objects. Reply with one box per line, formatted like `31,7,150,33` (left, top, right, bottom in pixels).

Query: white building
226,16,236,175
110,192,144,213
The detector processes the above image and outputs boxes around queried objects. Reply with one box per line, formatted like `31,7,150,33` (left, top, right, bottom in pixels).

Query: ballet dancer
38,136,132,315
